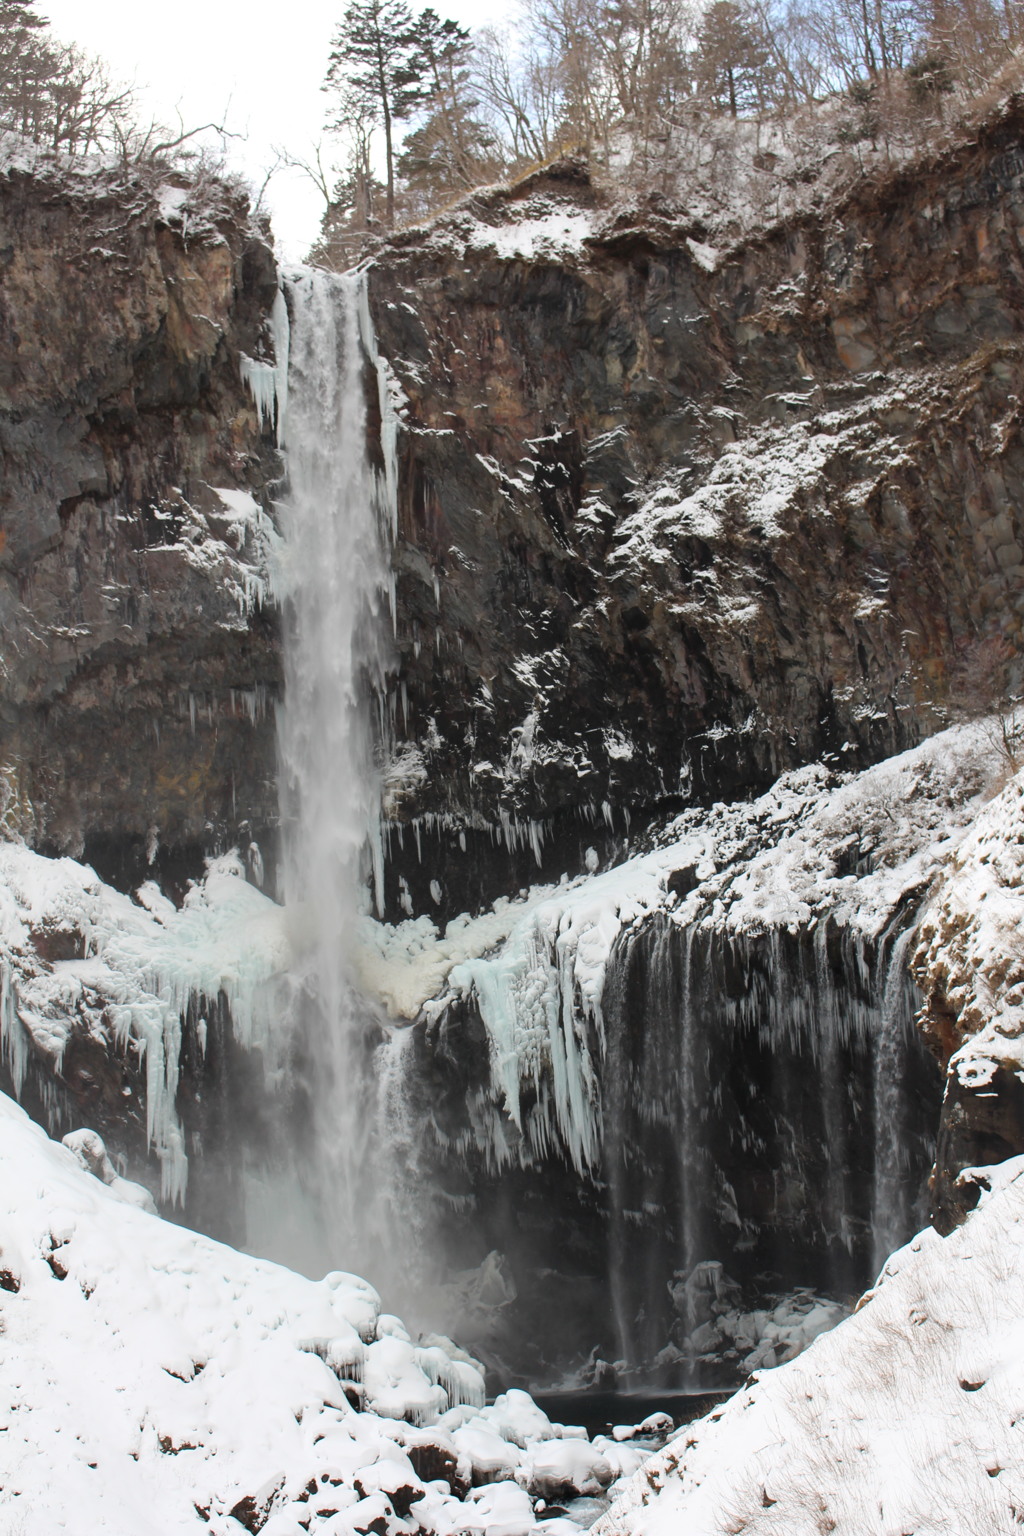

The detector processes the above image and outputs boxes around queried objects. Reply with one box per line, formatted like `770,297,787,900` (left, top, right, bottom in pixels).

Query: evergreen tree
325,0,427,224
695,1,773,116
397,9,498,201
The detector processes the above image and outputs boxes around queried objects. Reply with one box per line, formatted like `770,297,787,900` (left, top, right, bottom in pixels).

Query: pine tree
325,0,427,224
397,9,497,202
695,1,773,117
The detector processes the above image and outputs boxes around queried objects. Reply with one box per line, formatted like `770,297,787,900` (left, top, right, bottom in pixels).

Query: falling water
247,267,396,1276
870,926,920,1274
573,910,940,1385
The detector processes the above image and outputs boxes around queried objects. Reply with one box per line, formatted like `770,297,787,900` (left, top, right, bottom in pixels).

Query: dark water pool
530,1387,733,1438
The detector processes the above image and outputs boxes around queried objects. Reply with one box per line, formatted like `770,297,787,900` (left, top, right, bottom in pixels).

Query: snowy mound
0,1093,650,1534
596,1158,1024,1536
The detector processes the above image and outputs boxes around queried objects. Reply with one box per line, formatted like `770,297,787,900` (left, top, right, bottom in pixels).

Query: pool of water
530,1387,733,1438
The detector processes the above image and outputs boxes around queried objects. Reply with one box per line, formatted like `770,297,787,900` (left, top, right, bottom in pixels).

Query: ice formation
0,843,289,1204
360,723,1000,1184
240,284,290,445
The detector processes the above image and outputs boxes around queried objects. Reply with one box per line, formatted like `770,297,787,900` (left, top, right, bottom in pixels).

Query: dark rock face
929,1064,1024,1233
0,161,285,1198
0,163,282,885
369,109,1024,921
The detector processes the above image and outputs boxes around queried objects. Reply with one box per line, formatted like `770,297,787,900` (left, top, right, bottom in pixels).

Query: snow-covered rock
914,758,1024,1078
366,722,1000,1175
0,842,290,1204
912,757,1024,1228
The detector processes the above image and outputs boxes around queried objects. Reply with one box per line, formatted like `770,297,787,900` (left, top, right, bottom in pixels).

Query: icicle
0,962,28,1096
240,283,290,446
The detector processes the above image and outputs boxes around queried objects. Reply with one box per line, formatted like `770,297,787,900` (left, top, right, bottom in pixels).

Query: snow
913,757,1024,1090
358,723,1001,1174
156,182,190,222
467,213,596,263
400,189,599,270
685,237,721,273
597,1157,1024,1536
137,483,280,617
0,1093,654,1533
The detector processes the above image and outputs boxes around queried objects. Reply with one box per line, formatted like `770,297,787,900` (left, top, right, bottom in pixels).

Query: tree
0,0,134,153
397,9,499,202
471,24,561,167
325,0,428,224
696,2,773,117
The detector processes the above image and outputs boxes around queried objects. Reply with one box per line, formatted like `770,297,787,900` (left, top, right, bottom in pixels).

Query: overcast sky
42,0,504,259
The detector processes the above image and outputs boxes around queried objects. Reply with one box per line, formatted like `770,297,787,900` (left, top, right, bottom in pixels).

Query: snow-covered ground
0,1091,652,1536
596,1156,1024,1536
6,1078,1024,1536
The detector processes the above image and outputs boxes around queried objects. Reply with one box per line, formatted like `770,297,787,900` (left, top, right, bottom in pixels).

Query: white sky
42,0,506,259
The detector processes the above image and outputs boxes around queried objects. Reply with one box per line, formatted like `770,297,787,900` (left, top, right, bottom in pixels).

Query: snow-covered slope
914,759,1024,1091
596,1157,1024,1536
0,1092,649,1535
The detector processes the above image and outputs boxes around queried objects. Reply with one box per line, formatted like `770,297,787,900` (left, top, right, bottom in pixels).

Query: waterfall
870,926,920,1274
598,917,937,1376
247,266,397,1277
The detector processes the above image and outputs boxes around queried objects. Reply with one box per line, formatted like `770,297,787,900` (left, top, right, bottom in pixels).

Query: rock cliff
0,155,281,894
0,154,282,1195
369,103,1024,922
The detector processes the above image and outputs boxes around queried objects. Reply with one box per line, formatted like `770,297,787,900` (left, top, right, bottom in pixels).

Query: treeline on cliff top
0,0,237,168
305,0,1024,263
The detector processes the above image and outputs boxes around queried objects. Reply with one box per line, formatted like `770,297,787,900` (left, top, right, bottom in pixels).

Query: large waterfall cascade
244,267,401,1278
